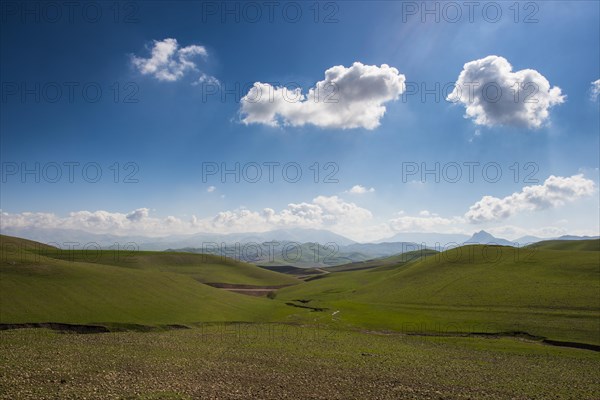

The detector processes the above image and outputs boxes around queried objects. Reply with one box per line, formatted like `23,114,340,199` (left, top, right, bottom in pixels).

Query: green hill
3,235,599,345
0,235,295,327
0,233,299,287
0,234,56,253
277,243,600,345
182,242,373,268
324,249,438,272
527,238,600,252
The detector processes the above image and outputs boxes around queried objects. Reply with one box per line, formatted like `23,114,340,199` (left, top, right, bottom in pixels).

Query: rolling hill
277,241,600,345
175,241,373,268
323,249,439,272
31,248,300,287
0,235,297,327
3,234,599,346
527,238,600,251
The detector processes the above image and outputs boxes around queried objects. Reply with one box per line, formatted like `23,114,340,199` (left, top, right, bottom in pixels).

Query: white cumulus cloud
1,208,183,236
465,174,596,223
240,62,406,130
131,38,209,82
126,208,149,222
346,185,375,194
0,196,373,238
448,55,565,129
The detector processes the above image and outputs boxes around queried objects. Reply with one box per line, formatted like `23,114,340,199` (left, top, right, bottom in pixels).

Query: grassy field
1,325,599,399
277,243,600,345
1,234,599,398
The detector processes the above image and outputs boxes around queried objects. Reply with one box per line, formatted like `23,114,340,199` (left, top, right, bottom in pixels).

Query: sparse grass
1,326,598,399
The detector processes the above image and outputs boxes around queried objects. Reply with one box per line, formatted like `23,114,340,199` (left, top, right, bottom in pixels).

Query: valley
1,234,599,398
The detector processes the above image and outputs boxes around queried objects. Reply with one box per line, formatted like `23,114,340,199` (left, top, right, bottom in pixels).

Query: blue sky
1,1,599,241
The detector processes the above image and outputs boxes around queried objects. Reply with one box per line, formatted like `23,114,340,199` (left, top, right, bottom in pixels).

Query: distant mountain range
0,227,355,251
375,232,471,245
464,231,599,247
2,227,597,267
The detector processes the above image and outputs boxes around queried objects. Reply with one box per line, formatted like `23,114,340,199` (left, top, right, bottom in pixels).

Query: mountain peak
467,230,512,246
469,230,494,241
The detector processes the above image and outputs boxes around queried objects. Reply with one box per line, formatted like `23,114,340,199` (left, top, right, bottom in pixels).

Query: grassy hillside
0,234,56,252
277,243,600,345
188,242,373,268
528,238,600,251
3,234,599,345
324,249,438,272
0,235,295,326
17,242,299,287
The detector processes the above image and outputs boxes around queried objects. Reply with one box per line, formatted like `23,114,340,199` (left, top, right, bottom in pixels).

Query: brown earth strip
204,282,296,297
204,283,294,290
0,323,110,334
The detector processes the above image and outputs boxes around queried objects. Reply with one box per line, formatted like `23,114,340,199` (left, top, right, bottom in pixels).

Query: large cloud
465,174,595,223
210,196,372,231
0,208,173,235
240,62,406,130
448,55,565,129
131,38,208,82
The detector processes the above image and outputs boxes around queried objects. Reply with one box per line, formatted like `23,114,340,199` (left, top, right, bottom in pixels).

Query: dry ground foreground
1,323,599,400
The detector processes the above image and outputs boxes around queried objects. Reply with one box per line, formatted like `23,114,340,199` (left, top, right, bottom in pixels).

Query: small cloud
347,185,375,194
207,186,216,193
126,208,149,222
468,129,481,143
590,79,600,101
195,73,220,86
131,38,211,83
418,210,439,217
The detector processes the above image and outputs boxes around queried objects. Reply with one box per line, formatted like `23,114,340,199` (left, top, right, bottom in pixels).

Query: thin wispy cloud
590,79,600,101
